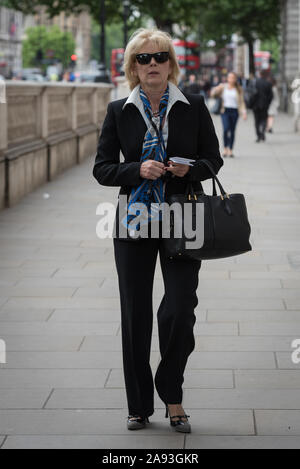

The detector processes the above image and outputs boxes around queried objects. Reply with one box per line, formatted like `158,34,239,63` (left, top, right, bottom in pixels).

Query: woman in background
266,77,280,133
211,71,247,158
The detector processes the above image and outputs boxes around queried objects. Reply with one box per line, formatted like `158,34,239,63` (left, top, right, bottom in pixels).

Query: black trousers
113,225,202,419
253,108,268,138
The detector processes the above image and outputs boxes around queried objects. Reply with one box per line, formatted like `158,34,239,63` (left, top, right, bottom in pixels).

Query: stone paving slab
0,409,255,435
0,322,120,336
239,322,300,335
193,335,297,351
1,335,83,352
187,351,275,368
0,112,300,448
276,353,300,369
106,369,234,389
1,434,185,449
185,436,300,449
43,388,300,410
234,370,300,388
255,410,300,435
0,309,53,322
0,369,109,389
207,309,300,321
0,389,50,409
0,351,160,368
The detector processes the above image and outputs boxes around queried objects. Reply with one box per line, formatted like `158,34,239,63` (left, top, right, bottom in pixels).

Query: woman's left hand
165,161,190,177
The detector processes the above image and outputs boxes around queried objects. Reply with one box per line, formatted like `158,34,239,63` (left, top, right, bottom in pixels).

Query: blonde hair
124,27,181,90
227,71,243,95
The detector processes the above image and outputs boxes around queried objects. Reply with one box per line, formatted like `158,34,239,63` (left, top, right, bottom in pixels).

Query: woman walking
211,71,247,158
93,28,223,432
266,77,280,133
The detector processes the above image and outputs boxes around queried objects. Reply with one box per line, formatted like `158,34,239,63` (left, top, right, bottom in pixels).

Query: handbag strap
184,159,228,199
200,159,229,198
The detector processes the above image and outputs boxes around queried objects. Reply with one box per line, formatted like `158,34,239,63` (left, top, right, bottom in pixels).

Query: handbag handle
184,159,229,200
200,159,230,199
184,179,217,198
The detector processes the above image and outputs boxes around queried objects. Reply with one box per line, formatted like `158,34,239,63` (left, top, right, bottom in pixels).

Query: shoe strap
170,414,190,419
127,415,148,422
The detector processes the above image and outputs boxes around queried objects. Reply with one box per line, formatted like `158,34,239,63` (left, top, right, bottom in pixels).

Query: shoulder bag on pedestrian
244,79,258,109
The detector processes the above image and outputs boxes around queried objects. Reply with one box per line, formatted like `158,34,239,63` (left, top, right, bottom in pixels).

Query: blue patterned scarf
121,84,169,233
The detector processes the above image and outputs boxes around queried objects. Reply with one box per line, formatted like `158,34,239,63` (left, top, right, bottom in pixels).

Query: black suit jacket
93,92,224,198
252,77,273,111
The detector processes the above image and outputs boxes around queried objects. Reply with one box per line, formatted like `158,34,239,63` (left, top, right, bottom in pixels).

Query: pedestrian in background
183,73,201,94
210,71,247,158
202,75,211,99
251,69,273,142
266,77,280,133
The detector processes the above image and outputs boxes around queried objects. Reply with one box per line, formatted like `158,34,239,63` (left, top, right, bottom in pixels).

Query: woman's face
132,41,172,89
227,73,237,86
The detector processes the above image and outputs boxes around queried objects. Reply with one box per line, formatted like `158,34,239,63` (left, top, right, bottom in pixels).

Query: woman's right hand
211,84,222,97
140,160,167,180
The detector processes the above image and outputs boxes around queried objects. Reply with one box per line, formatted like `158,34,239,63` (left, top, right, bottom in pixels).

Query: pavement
0,110,300,449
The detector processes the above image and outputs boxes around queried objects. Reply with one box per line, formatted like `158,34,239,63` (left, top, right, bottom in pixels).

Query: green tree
260,37,280,74
91,16,146,70
196,0,281,74
2,0,281,74
22,24,75,71
0,0,123,23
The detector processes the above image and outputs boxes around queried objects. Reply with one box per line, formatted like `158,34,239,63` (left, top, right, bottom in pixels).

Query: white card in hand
169,157,196,166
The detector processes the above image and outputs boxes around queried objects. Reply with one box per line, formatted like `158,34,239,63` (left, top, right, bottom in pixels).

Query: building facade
280,0,300,112
0,5,91,78
0,7,23,77
280,0,300,82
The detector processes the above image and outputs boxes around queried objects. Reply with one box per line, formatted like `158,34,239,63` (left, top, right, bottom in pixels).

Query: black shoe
268,128,273,133
255,137,261,143
229,153,234,158
261,133,265,141
165,404,191,433
127,415,149,430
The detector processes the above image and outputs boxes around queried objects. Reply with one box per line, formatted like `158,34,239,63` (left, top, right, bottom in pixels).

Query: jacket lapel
120,104,147,161
121,99,194,161
166,100,194,156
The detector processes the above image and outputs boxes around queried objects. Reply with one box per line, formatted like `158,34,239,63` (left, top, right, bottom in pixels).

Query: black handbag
162,159,252,260
211,97,222,115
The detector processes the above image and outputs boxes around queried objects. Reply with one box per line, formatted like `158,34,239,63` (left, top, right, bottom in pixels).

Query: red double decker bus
172,39,200,71
254,51,271,74
111,48,125,86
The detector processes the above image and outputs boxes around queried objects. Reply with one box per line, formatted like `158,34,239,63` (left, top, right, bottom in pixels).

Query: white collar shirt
122,80,190,147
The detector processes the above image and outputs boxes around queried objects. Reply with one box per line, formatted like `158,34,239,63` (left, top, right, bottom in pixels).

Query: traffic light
70,54,77,68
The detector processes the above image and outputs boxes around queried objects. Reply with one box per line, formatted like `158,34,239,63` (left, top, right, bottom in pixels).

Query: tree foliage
22,24,75,70
1,0,281,74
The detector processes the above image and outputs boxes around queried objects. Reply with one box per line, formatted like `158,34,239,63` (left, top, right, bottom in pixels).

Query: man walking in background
251,69,273,142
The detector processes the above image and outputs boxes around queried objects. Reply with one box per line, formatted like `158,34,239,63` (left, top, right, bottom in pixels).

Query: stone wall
0,81,113,210
280,0,300,114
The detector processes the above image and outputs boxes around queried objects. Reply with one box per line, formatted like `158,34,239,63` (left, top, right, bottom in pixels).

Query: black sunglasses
135,51,169,65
